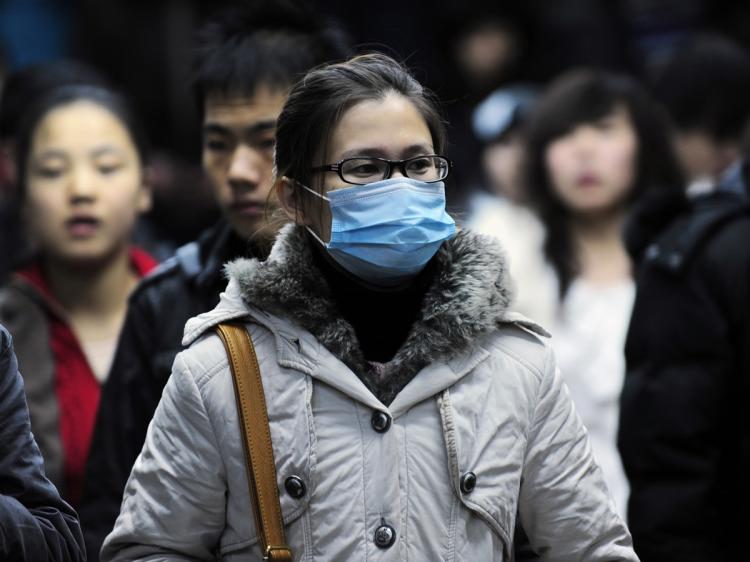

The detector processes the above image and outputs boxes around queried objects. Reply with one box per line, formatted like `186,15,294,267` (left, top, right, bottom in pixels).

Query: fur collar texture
226,224,514,403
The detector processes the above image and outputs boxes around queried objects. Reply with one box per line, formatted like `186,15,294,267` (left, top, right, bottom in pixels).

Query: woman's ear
275,176,306,223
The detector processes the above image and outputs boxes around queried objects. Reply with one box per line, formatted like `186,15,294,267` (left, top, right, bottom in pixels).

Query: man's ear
276,176,306,223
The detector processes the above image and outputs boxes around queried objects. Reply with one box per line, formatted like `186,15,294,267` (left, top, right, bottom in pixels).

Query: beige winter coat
101,226,637,561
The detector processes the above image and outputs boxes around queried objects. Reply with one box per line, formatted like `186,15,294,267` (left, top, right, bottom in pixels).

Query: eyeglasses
312,155,452,185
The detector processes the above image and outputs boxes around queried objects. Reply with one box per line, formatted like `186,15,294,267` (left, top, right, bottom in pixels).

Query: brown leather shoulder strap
216,323,293,562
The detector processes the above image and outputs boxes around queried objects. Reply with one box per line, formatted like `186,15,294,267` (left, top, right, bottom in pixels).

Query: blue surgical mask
300,177,456,287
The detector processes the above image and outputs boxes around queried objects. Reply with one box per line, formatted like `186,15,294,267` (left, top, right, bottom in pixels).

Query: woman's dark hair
524,68,683,298
275,52,447,211
15,84,150,194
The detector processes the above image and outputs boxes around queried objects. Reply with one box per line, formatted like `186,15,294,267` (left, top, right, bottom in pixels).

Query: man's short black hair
651,34,750,143
191,0,351,113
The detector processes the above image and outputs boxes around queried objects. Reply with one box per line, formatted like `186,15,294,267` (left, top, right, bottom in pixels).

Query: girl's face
544,105,638,217
24,100,150,266
312,92,435,241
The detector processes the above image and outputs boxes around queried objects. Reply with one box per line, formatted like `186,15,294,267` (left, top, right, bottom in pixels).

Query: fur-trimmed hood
224,224,523,402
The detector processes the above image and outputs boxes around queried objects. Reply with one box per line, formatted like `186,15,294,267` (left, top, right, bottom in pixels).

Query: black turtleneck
308,234,437,363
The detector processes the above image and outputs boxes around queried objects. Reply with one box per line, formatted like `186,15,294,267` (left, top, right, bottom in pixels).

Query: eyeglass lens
340,156,449,184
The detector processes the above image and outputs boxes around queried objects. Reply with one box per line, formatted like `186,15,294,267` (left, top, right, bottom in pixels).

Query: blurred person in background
78,1,350,558
650,34,750,198
523,69,683,516
619,34,750,561
0,85,156,508
0,60,108,284
0,322,86,561
467,86,550,327
439,4,531,202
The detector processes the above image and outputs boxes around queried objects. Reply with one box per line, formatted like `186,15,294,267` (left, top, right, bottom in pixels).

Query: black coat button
284,475,306,499
371,411,391,433
460,471,477,494
373,522,396,548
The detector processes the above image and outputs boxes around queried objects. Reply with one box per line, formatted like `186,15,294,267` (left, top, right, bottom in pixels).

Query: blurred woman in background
522,69,683,516
0,85,156,506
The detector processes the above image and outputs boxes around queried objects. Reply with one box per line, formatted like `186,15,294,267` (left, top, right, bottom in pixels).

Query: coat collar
228,224,516,375
183,223,547,413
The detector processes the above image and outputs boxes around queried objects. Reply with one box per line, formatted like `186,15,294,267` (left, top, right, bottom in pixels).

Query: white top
468,195,633,516
468,194,557,327
550,278,635,518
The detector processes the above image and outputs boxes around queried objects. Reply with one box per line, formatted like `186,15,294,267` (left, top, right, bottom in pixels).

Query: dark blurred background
1,0,749,240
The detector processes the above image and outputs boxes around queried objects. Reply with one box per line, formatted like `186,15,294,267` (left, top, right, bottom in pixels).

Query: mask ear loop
305,225,328,247
295,179,331,202
292,179,331,247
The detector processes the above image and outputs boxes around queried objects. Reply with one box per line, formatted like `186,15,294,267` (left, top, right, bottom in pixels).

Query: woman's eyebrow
91,144,126,158
402,144,435,156
35,149,68,161
338,144,434,160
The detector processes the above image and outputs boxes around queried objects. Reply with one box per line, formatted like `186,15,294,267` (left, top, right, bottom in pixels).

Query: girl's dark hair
524,69,683,298
0,59,108,141
15,84,149,194
275,52,447,202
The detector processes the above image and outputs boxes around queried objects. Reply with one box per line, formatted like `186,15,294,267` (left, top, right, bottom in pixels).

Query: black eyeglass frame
311,154,453,185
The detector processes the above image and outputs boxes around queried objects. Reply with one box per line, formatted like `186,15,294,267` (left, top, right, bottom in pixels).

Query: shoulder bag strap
215,323,293,562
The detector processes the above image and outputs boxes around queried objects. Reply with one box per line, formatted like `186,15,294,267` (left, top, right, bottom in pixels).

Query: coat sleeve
0,326,86,562
518,345,638,562
79,291,171,560
100,349,227,561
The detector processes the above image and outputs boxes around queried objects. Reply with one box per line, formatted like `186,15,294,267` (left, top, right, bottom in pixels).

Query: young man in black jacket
78,3,349,558
0,324,86,561
619,35,750,562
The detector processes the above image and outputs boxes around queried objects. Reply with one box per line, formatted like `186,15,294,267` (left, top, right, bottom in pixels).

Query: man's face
673,130,738,183
202,86,287,239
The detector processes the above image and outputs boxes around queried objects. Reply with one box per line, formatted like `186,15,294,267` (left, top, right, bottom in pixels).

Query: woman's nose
68,167,97,202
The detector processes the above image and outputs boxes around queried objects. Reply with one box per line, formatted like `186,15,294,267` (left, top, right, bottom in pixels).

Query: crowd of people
0,1,748,561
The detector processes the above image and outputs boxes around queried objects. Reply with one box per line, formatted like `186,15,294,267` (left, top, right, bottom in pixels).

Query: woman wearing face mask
0,85,156,507
102,54,636,561
523,70,683,517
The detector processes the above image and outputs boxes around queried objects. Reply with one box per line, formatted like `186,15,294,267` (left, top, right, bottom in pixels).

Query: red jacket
0,249,156,506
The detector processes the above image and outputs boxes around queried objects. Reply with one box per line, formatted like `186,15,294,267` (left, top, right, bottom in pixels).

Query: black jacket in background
0,324,86,561
619,183,750,561
78,221,260,560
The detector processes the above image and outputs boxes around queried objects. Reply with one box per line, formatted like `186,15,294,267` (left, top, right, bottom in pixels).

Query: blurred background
1,0,749,260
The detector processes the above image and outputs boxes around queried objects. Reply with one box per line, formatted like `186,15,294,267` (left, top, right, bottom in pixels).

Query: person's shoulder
484,314,553,383
0,323,10,351
645,192,750,275
132,256,183,294
130,237,206,300
697,201,750,274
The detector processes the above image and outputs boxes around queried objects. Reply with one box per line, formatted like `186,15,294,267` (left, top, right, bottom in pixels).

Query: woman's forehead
328,94,433,159
32,101,136,153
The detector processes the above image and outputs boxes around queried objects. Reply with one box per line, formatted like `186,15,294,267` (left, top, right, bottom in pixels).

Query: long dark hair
524,69,683,298
274,53,447,220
